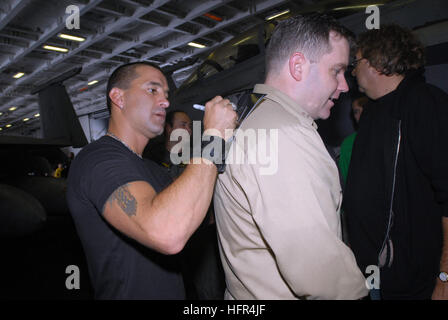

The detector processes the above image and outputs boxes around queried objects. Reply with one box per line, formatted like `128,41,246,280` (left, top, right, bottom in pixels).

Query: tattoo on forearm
108,184,137,217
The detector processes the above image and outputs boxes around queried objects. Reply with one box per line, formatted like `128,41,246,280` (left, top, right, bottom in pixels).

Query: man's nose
159,96,169,109
339,75,349,93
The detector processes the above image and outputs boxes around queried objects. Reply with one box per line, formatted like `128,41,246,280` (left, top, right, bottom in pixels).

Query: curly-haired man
344,24,448,300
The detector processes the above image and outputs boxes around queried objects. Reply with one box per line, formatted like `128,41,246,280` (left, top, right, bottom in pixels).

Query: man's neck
107,121,148,157
264,74,290,96
374,74,405,99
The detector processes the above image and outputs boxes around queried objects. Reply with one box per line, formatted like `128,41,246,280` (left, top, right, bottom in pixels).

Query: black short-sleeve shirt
67,135,185,299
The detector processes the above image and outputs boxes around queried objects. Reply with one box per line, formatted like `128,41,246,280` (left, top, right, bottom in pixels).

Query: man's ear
109,88,124,110
289,52,307,82
366,60,381,76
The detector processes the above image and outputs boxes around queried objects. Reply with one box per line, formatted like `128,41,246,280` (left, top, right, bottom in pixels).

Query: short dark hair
106,61,163,112
165,110,189,127
357,24,425,76
265,14,354,75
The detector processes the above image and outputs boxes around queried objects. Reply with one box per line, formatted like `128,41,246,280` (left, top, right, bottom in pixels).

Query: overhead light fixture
188,42,206,49
333,4,383,11
58,33,86,42
203,12,223,22
34,113,40,117
0,112,2,116
9,106,17,111
6,124,12,128
13,72,25,79
88,80,99,86
23,118,30,122
233,36,254,47
266,9,290,21
43,45,69,53
0,128,2,131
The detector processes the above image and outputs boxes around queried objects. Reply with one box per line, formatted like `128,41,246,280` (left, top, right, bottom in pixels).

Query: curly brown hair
357,24,425,76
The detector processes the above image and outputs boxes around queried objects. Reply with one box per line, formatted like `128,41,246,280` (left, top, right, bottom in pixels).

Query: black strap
200,90,266,174
234,92,266,126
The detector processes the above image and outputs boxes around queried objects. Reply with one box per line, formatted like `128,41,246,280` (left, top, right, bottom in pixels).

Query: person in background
144,110,192,179
339,94,368,185
53,163,64,178
344,24,448,300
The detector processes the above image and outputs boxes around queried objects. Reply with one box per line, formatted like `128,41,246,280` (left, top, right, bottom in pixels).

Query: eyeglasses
350,58,364,69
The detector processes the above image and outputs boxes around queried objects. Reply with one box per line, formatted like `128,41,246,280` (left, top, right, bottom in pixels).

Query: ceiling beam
0,0,31,31
0,0,172,102
0,0,289,120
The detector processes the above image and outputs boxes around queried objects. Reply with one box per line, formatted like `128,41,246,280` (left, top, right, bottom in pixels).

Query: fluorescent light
34,113,40,117
0,112,2,116
0,128,2,131
13,72,25,79
6,124,12,128
9,106,17,111
23,118,30,122
333,4,383,11
266,9,290,21
58,33,85,42
233,36,253,47
188,42,206,49
88,80,99,86
43,45,69,53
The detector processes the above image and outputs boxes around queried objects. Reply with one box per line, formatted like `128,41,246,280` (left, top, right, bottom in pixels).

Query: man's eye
148,88,157,94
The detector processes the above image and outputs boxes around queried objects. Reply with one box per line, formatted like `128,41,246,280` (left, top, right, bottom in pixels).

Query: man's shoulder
402,79,448,105
69,137,129,177
76,136,124,162
240,97,298,131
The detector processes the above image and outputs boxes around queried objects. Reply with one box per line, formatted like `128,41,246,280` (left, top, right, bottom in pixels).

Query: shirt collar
253,83,318,129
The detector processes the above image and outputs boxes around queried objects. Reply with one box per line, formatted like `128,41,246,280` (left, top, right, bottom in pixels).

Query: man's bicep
102,181,157,248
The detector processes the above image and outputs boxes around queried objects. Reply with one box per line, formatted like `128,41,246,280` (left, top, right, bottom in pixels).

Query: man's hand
432,280,448,300
434,217,448,299
203,96,237,139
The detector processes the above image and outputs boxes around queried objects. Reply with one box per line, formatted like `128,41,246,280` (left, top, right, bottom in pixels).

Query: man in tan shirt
214,14,368,299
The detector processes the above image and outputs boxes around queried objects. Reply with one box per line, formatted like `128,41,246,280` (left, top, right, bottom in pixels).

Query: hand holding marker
193,103,237,111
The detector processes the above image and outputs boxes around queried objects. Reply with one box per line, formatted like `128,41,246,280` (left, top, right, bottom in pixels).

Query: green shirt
339,132,357,184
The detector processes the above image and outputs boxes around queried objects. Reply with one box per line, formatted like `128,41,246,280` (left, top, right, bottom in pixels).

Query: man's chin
148,126,164,138
318,102,333,120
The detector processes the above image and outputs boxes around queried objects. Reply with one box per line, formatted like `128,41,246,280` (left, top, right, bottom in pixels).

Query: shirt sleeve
81,148,151,215
237,125,368,299
407,85,448,217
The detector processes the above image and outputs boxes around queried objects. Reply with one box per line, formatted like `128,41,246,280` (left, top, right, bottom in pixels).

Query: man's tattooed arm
107,184,137,217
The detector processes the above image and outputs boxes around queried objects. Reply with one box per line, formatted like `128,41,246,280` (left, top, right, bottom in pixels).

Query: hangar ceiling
0,0,394,136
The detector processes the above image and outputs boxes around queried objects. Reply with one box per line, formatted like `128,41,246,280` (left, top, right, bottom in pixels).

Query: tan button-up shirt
214,84,368,299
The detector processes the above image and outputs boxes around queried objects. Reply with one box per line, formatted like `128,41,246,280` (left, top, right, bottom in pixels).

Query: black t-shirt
67,135,185,299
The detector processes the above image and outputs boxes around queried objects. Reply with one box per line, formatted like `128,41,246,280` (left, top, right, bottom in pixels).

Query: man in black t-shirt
67,62,237,299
